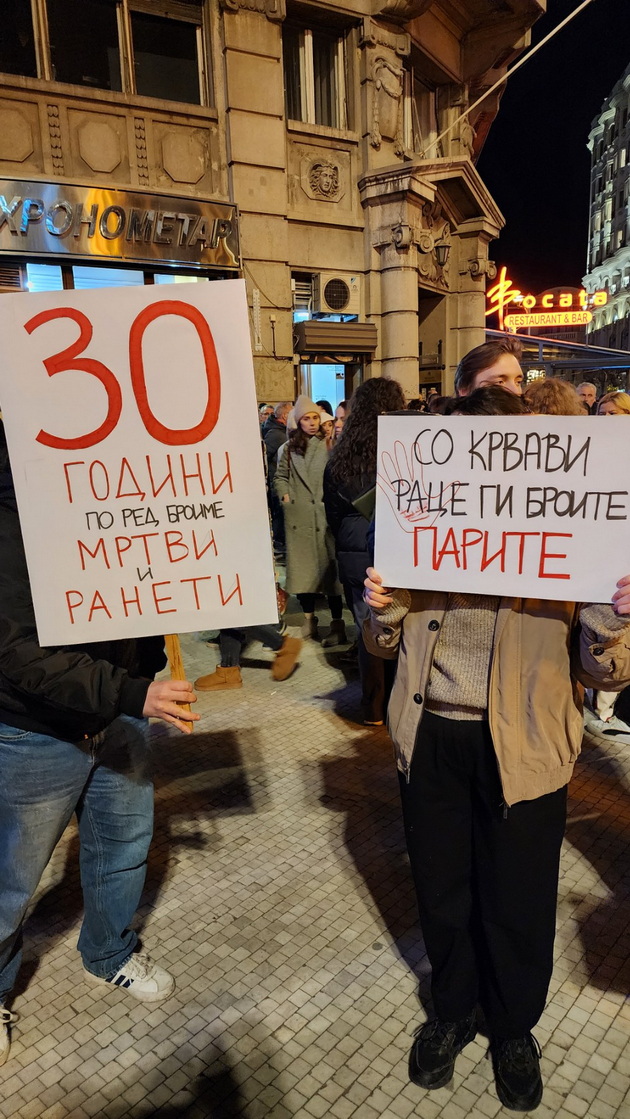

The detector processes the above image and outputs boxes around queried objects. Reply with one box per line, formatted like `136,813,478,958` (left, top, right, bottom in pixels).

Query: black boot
491,1034,543,1111
409,1011,477,1089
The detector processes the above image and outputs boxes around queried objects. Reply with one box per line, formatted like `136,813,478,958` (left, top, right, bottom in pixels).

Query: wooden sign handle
164,633,193,729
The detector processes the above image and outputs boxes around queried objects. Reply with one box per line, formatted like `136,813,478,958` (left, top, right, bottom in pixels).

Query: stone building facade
0,0,544,400
584,62,630,353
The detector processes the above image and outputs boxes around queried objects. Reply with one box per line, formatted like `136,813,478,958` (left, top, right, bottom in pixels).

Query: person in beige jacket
363,386,630,1112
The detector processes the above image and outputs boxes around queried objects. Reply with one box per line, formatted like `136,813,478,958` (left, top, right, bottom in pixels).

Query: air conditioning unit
313,272,361,316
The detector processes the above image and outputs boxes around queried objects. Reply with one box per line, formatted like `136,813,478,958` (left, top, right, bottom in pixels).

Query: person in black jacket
323,378,405,724
264,402,292,556
0,420,198,1064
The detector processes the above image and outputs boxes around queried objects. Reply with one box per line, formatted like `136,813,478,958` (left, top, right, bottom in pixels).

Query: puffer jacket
0,422,165,743
364,589,630,806
323,462,374,588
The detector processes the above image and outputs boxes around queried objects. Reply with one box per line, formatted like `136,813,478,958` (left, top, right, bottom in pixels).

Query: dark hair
407,398,426,412
443,385,529,416
286,425,324,458
454,337,523,395
336,400,347,413
427,395,447,414
329,377,406,482
316,399,333,415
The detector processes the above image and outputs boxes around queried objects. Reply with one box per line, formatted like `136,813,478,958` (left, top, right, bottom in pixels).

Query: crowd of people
2,339,630,1116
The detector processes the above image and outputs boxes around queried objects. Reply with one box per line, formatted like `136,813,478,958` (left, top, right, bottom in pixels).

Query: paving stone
0,629,628,1119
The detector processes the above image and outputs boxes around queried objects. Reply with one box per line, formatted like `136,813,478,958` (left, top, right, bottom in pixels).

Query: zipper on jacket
501,800,508,820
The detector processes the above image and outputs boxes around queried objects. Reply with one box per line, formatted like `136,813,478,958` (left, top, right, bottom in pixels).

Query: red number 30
24,300,221,450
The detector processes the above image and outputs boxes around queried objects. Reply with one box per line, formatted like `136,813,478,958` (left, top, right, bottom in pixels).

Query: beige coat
364,592,630,806
274,435,342,596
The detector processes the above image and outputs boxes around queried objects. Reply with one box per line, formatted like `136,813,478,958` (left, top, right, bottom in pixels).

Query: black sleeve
0,616,151,734
135,635,167,680
366,517,375,566
323,463,347,538
265,429,286,486
0,436,153,737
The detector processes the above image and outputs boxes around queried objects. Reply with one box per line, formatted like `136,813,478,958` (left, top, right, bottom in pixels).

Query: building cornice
358,155,504,233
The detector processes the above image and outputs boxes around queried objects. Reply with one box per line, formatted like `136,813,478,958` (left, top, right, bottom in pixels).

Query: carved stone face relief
309,160,340,199
298,151,347,204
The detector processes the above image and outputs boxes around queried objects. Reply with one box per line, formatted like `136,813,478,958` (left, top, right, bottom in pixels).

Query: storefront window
300,363,345,407
18,263,217,293
26,263,64,292
47,0,122,91
154,273,209,284
0,0,38,78
72,265,144,289
131,10,201,105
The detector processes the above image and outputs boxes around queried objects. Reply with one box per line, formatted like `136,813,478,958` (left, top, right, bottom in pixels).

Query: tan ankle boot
194,666,242,690
271,636,302,681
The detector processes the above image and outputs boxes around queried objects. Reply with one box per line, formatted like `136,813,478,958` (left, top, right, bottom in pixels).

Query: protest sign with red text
375,413,630,602
0,279,278,644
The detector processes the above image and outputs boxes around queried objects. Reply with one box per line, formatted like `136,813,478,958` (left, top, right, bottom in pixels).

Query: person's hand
282,494,290,503
611,575,630,616
364,566,393,611
143,679,199,734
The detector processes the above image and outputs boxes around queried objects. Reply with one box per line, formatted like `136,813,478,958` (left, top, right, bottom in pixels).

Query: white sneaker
584,713,630,740
85,951,175,1003
600,715,630,737
0,1007,17,1066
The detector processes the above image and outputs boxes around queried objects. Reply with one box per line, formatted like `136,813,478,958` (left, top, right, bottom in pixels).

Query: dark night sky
477,0,630,294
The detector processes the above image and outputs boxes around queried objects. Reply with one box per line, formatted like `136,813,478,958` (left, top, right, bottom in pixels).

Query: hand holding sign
143,678,199,734
364,566,393,611
612,575,630,615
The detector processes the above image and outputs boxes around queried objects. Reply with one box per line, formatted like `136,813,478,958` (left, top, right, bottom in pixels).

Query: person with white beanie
274,396,346,644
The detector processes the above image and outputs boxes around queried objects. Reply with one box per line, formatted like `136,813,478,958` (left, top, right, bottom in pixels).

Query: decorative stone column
359,167,451,395
446,220,500,389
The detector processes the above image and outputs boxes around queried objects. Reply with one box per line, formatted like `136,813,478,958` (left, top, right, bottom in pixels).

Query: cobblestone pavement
1,604,630,1119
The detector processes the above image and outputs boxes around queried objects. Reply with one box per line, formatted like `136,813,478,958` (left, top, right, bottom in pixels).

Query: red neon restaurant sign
485,266,608,332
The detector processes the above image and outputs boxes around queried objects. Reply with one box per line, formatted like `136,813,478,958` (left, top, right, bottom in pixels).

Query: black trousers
297,593,343,619
398,712,567,1038
345,581,396,723
269,490,285,552
219,624,284,666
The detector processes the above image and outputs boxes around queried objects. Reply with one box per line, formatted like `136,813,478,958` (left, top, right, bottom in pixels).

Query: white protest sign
0,279,278,645
375,413,630,603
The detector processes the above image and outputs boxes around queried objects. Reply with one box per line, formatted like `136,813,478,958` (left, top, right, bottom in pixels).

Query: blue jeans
0,715,153,1001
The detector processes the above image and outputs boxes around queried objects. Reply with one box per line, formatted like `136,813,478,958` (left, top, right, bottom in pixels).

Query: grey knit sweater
380,591,629,722
425,594,500,720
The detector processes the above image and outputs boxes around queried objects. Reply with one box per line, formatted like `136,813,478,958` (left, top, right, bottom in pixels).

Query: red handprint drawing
377,438,462,533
